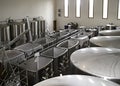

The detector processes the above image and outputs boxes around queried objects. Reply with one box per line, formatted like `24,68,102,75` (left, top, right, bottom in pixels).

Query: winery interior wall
56,0,120,29
0,0,55,31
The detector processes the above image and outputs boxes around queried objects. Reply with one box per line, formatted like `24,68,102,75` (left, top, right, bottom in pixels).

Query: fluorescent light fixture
64,0,69,17
103,0,108,18
118,0,120,19
89,0,94,18
76,0,81,17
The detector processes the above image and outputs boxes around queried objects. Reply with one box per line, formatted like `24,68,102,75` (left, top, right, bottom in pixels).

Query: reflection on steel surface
99,30,120,36
90,36,120,49
34,75,119,86
71,47,120,80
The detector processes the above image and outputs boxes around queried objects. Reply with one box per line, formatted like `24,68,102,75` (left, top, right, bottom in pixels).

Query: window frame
118,0,120,19
88,0,94,18
64,0,69,18
102,0,109,19
75,0,81,18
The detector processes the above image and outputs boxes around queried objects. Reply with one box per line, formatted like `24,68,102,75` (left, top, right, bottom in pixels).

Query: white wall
56,0,120,29
0,0,55,31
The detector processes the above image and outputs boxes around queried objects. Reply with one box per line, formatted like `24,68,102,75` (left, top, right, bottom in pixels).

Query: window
64,0,69,17
89,0,94,18
118,0,120,19
103,0,108,18
76,0,81,17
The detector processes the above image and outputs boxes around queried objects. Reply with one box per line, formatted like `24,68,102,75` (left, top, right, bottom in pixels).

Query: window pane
76,0,81,17
64,0,69,17
89,0,94,18
118,0,120,19
103,0,108,18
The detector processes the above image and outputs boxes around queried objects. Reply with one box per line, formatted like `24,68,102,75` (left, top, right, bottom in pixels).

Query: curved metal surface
9,22,26,40
0,24,10,43
70,47,120,79
34,75,119,86
99,30,120,36
90,36,120,49
30,20,38,40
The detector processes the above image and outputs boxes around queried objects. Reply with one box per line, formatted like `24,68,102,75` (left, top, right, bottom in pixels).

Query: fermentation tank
99,30,120,36
37,20,45,38
8,22,26,47
34,75,120,86
90,36,120,49
30,20,38,41
33,18,46,38
70,47,120,84
0,24,10,46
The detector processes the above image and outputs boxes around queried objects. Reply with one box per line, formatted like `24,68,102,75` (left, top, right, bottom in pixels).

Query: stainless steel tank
99,30,120,36
29,20,46,41
37,20,41,37
0,24,10,45
37,20,45,38
33,18,45,38
30,20,38,41
70,47,120,84
90,36,120,49
34,75,120,86
8,22,26,47
40,47,68,76
22,19,31,42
